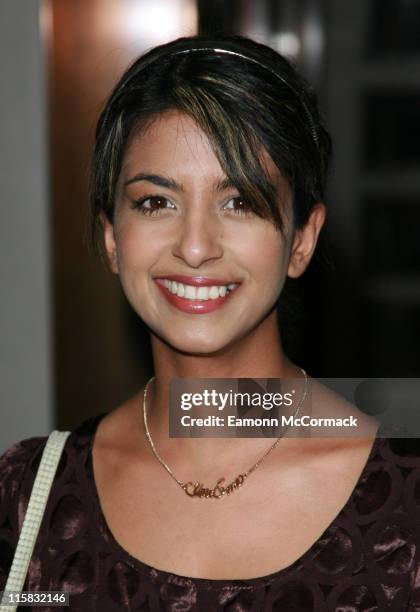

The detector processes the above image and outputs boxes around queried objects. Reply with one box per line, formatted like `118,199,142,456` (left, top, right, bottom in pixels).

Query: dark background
45,0,420,429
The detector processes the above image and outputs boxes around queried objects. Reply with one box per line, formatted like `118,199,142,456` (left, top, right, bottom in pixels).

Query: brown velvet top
1,413,420,611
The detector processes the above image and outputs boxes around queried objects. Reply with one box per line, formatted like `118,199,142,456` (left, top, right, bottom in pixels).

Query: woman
1,34,419,611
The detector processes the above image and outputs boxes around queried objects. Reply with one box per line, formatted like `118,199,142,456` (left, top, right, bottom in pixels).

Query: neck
143,311,303,477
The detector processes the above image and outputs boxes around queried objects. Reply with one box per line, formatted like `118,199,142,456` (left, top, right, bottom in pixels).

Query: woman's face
104,111,313,355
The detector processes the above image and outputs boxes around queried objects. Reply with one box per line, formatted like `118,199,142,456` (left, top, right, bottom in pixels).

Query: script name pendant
182,474,247,499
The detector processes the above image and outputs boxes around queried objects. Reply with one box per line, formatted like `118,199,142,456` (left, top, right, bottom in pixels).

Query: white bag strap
0,430,71,611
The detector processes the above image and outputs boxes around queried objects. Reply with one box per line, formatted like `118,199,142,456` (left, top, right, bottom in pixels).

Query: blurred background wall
1,0,419,449
0,1,51,450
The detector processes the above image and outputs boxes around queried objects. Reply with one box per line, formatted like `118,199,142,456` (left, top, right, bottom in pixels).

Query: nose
171,209,223,268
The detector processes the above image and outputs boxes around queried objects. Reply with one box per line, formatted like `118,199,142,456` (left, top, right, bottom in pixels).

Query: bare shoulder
304,436,377,481
278,434,377,484
275,375,380,484
308,377,379,438
94,390,146,457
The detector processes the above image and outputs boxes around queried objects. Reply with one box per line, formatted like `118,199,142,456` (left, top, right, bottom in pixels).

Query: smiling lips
154,275,239,314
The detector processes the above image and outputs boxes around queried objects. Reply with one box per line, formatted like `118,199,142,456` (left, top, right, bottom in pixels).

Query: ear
100,212,119,274
287,203,326,279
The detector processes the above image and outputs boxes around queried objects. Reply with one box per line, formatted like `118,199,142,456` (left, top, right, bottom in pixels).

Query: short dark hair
90,34,332,253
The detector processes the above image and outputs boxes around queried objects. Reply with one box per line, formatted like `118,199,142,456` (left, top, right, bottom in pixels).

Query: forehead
120,110,286,190
121,111,220,181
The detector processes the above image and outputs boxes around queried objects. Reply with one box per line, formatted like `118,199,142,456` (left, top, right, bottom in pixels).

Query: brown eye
223,196,253,215
133,195,176,215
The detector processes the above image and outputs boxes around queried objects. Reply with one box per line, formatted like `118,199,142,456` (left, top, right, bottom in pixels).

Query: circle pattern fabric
1,415,420,611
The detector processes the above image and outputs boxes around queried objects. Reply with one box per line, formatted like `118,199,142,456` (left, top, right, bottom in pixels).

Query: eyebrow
124,172,237,193
213,176,236,192
124,173,182,191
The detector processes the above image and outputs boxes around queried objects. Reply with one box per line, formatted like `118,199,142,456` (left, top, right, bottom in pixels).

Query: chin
154,326,238,357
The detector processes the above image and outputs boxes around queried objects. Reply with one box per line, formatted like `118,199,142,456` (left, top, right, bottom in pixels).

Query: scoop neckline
86,412,382,588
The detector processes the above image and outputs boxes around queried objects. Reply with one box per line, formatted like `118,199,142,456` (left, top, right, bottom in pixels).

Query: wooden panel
48,0,197,428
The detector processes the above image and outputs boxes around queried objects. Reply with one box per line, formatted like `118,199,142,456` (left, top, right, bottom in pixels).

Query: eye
132,195,176,215
222,196,253,216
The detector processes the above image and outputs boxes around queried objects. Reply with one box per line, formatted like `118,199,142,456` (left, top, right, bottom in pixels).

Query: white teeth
209,286,220,299
161,280,237,301
184,285,197,299
196,286,209,300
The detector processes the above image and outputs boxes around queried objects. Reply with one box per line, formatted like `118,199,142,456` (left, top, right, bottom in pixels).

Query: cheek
114,220,162,272
238,227,289,294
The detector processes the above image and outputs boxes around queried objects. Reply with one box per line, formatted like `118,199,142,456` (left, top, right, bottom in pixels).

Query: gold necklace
143,369,308,499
